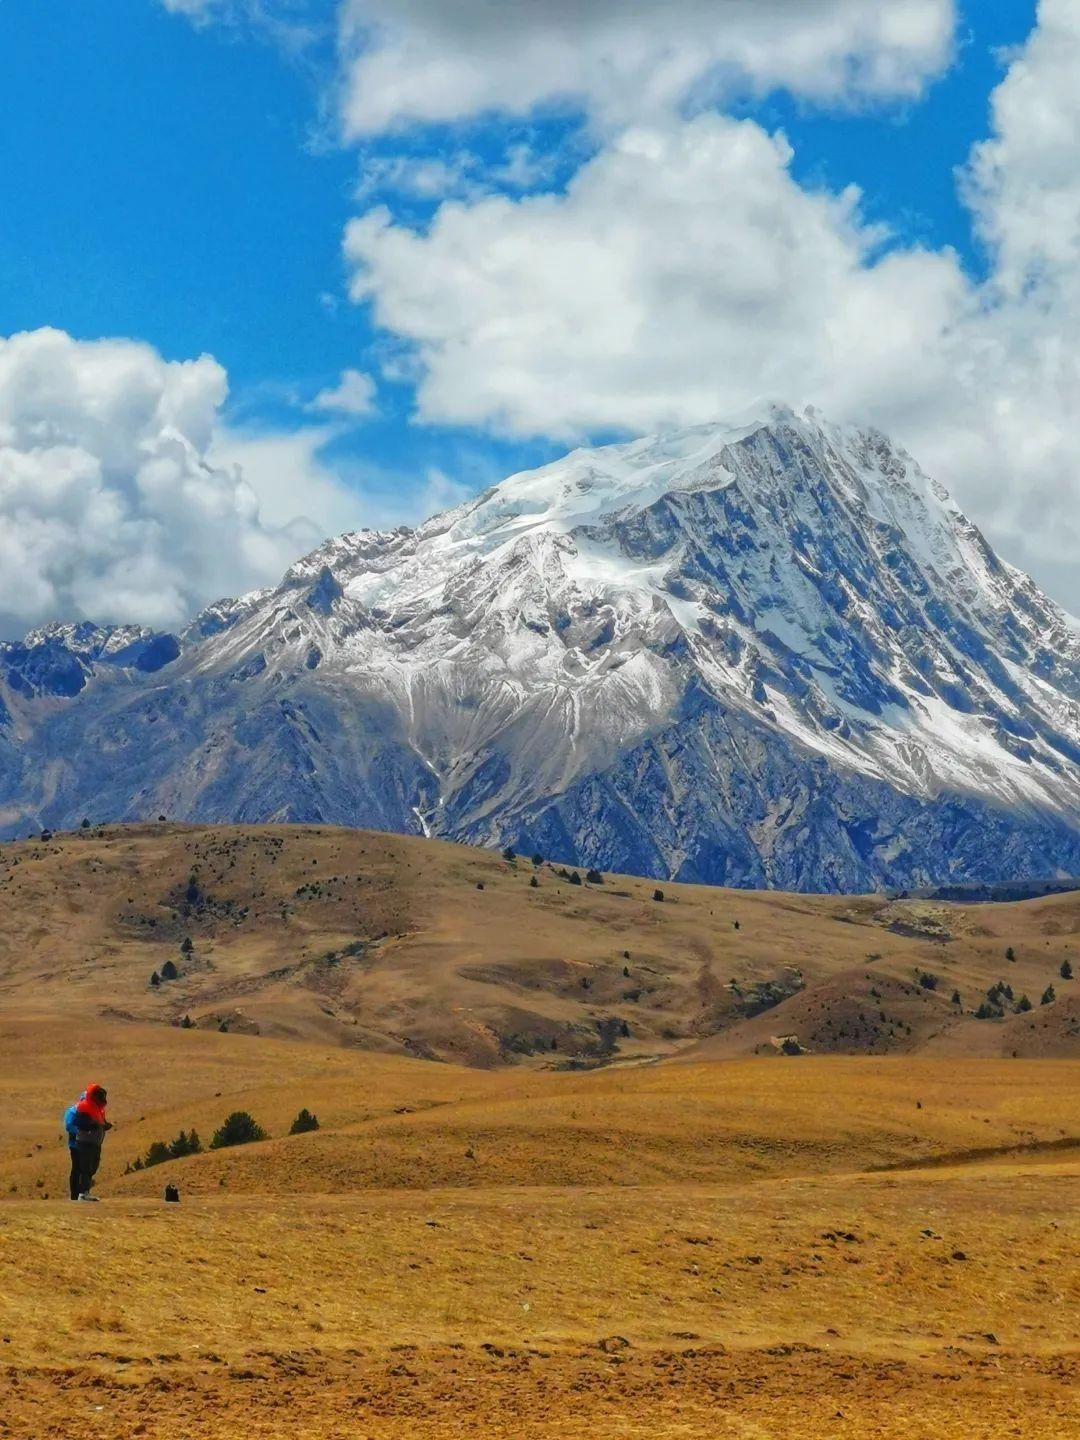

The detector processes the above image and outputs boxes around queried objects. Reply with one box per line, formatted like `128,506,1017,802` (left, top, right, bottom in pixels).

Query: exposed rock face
3,407,1080,892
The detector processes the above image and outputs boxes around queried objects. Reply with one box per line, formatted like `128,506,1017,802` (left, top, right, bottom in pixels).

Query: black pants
71,1145,100,1198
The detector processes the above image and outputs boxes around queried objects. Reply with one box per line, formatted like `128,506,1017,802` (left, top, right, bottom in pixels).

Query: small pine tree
1016,994,1032,1013
653,888,665,903
149,971,161,987
1061,958,1073,980
180,937,194,955
529,875,539,888
80,818,90,830
168,1129,203,1159
569,871,582,886
951,989,961,1006
532,853,543,867
289,1109,319,1135
209,1112,267,1150
476,881,485,891
143,1140,171,1168
919,972,939,991
586,869,603,885
1041,985,1056,1006
160,959,179,981
1005,946,1016,962
180,1014,193,1029
501,847,516,862
1004,983,1014,1002
733,920,740,931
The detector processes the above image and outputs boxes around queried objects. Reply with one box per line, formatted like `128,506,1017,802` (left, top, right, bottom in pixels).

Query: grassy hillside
2,831,1078,1440
2,1020,1078,1438
0,822,1077,1067
5,1020,1077,1199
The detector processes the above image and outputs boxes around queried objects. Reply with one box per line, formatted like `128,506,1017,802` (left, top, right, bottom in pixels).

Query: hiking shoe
77,1193,99,1202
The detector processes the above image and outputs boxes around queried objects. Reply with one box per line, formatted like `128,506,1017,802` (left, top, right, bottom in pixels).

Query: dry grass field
1,824,1077,1437
0,822,1078,1065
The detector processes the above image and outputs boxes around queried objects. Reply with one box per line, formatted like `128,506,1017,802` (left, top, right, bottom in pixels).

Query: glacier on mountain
3,406,1080,892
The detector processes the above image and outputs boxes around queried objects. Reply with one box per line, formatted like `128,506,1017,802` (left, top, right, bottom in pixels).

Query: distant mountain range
4,406,1080,892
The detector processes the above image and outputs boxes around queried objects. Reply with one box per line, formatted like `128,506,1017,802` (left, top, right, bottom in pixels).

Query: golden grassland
1,824,1078,1437
1,1018,1078,1437
0,822,1077,1068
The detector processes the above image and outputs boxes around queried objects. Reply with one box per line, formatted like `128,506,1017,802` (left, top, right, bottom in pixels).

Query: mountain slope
3,407,1080,890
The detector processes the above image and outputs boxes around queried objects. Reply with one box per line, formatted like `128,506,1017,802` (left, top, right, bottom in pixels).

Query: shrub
733,920,741,931
1041,985,1056,1006
169,1130,202,1159
653,889,665,903
501,847,516,862
1005,946,1016,962
918,972,939,991
476,881,485,891
532,854,543,866
1061,959,1073,980
951,989,961,1006
209,1112,267,1150
136,1130,201,1169
289,1109,319,1135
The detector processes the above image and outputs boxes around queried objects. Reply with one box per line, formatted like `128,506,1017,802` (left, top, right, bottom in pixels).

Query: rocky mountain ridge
3,406,1080,891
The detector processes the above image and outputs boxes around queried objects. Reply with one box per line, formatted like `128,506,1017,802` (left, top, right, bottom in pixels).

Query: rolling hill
0,820,1077,1069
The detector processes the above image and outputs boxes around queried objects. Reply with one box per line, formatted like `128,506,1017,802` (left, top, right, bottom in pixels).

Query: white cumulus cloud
309,367,377,417
338,0,957,136
0,329,364,636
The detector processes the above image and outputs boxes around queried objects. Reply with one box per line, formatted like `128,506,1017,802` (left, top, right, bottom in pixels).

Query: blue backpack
63,1102,80,1149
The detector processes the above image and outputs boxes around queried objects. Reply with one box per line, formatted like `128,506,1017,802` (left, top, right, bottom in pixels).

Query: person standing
72,1083,111,1201
62,1092,85,1201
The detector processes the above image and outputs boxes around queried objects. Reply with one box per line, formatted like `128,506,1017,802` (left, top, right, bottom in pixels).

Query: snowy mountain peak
3,407,1080,893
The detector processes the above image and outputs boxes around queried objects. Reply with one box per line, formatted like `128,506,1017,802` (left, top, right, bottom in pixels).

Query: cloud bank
339,0,957,135
0,329,353,635
343,0,1080,606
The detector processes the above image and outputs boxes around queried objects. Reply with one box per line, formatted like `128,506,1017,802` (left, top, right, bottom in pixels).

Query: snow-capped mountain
4,406,1080,892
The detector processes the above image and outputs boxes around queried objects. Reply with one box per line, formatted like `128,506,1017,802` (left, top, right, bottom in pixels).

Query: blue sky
3,0,1079,630
0,2,1031,461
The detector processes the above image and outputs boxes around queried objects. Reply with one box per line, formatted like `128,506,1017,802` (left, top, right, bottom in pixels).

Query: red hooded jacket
74,1084,108,1145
